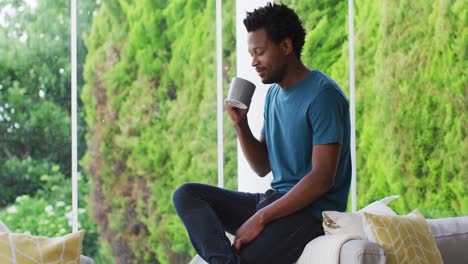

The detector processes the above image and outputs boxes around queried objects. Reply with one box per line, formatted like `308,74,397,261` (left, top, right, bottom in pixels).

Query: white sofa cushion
322,195,399,238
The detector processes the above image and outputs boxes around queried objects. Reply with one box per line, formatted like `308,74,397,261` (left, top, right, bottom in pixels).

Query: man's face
247,28,287,84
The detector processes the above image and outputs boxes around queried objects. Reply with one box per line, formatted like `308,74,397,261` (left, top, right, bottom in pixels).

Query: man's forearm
257,144,341,224
258,169,333,224
234,120,271,177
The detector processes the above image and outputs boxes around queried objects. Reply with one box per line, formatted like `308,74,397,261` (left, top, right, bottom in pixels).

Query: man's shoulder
294,71,336,101
308,70,348,103
265,83,280,98
307,70,340,89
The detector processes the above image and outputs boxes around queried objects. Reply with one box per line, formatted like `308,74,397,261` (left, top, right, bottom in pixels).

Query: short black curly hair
243,2,306,59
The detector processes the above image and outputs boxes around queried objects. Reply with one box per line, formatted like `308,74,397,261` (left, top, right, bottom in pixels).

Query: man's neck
278,62,311,89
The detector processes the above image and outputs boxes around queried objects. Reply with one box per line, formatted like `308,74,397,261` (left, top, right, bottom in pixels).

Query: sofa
190,196,468,264
0,219,94,264
334,216,468,264
296,195,468,264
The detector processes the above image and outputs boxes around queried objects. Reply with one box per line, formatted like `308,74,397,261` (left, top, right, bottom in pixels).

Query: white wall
236,0,273,193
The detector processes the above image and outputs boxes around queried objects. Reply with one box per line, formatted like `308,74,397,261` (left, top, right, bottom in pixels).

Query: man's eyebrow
249,47,264,54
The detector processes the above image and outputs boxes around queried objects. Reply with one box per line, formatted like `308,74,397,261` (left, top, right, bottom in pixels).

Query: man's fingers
226,103,237,114
226,102,236,110
233,238,242,251
233,233,245,251
233,237,238,250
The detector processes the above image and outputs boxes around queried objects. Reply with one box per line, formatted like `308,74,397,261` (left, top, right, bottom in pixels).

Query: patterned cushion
363,209,443,264
0,231,85,264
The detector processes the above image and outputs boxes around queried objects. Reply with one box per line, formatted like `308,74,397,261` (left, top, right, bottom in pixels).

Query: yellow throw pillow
363,209,443,264
0,230,85,264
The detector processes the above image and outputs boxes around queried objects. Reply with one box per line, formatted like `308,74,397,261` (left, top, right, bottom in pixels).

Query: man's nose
251,56,258,67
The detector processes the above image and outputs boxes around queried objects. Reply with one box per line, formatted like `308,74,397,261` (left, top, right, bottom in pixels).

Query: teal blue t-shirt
262,70,351,220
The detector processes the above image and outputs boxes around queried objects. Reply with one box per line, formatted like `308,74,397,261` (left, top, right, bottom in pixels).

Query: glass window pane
0,0,100,260
0,0,73,236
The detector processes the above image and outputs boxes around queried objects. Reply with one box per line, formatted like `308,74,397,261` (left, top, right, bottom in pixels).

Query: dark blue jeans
173,183,324,264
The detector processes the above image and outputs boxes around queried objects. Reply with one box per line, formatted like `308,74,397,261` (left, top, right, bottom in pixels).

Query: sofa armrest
339,239,387,264
428,216,468,264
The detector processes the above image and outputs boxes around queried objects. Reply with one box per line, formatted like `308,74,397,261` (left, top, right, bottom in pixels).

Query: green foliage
0,196,72,237
0,158,62,206
352,0,467,217
0,85,71,172
82,0,237,262
0,0,98,171
294,0,348,83
0,175,100,258
0,0,103,261
82,0,466,263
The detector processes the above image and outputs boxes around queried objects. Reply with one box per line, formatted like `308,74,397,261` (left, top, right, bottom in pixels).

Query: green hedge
82,0,466,263
0,173,100,258
82,0,237,263
352,0,466,217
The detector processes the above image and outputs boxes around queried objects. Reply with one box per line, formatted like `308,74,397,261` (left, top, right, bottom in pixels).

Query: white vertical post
71,0,79,232
348,0,357,213
216,0,224,188
236,0,273,192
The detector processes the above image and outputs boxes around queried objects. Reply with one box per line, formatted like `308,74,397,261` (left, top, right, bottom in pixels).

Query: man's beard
262,64,287,84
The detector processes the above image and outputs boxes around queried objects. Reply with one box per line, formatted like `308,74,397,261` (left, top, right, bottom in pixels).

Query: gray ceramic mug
226,77,256,109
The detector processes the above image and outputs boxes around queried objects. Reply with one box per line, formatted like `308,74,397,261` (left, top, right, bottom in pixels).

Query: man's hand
226,101,249,126
225,101,271,177
233,212,266,251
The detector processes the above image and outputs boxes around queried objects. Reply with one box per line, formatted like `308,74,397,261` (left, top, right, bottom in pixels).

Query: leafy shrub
0,176,101,258
0,158,63,206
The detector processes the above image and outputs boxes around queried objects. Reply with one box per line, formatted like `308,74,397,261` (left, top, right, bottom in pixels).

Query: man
173,3,351,264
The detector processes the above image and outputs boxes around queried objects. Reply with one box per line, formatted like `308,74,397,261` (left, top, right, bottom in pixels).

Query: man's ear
280,38,293,56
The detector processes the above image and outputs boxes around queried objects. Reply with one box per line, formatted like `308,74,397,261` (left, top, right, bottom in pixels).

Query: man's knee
172,183,196,210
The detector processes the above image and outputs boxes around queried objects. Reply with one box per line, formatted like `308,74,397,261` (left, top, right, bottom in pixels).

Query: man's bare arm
232,143,340,250
226,103,271,177
235,123,270,177
259,143,340,222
